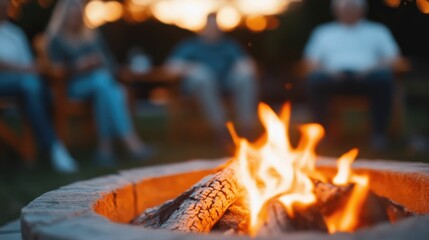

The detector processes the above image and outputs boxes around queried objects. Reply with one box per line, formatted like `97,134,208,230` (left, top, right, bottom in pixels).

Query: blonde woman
46,0,152,165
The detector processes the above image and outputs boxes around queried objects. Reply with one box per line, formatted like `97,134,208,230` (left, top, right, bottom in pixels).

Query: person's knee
186,64,216,89
232,61,256,80
19,74,42,95
230,74,257,95
91,69,115,89
113,85,127,100
229,62,257,90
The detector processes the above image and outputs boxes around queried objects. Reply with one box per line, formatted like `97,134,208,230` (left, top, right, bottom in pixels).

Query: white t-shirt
304,20,400,72
0,21,33,66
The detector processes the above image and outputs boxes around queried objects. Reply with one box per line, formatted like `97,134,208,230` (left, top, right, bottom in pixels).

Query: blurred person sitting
0,0,78,173
304,0,401,150
46,0,153,165
166,13,258,143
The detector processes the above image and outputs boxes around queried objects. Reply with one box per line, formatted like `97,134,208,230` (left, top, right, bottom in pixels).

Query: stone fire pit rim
20,158,429,240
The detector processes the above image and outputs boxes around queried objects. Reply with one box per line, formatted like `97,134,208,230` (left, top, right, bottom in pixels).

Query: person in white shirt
0,0,78,173
304,0,401,150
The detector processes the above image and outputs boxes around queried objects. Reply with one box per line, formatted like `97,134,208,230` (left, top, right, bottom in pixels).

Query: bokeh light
384,0,401,8
417,0,429,14
84,0,106,28
217,5,241,31
84,0,298,31
246,15,268,32
104,1,123,22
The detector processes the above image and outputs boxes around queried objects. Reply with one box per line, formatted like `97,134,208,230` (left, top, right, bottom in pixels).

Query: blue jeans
0,72,56,150
182,63,257,131
307,70,394,136
69,69,133,139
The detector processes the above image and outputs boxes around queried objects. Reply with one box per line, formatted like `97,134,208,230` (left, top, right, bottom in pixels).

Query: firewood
321,184,390,230
257,200,293,236
318,183,354,216
357,191,390,228
313,180,350,206
290,205,328,232
257,200,328,237
379,197,416,223
212,198,249,234
132,164,243,233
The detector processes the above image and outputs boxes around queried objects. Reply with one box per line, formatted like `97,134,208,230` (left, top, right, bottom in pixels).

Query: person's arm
47,36,70,71
303,27,325,74
0,60,37,73
165,39,197,76
228,40,257,77
355,25,401,79
0,24,40,73
375,25,401,70
73,53,103,74
48,36,101,74
303,26,346,80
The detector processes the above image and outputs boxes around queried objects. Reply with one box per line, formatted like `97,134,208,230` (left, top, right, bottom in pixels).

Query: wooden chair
33,34,94,147
294,58,411,141
0,98,36,164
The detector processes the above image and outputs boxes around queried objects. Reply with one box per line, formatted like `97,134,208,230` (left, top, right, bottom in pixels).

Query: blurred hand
327,71,347,81
23,64,42,74
76,54,103,72
166,60,197,76
34,59,50,74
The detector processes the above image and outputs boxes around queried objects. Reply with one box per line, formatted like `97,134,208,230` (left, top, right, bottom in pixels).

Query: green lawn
0,104,428,226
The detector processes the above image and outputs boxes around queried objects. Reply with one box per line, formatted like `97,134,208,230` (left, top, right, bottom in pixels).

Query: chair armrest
118,66,182,83
393,57,411,76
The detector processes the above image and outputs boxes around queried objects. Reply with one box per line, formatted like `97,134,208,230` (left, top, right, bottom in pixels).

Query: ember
132,103,416,237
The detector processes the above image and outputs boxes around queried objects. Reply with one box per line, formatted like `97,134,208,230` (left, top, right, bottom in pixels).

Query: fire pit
21,158,429,240
21,103,429,239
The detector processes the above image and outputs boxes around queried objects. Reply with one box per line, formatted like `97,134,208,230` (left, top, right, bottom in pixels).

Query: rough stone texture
0,220,21,240
0,220,20,233
20,158,429,240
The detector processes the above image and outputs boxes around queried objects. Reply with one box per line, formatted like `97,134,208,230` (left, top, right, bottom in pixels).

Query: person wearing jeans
167,13,258,143
303,0,401,150
0,0,77,173
307,70,394,139
46,0,152,165
68,69,134,140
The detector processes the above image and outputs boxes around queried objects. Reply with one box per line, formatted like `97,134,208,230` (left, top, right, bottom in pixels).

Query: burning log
257,200,328,237
320,183,391,231
132,163,243,233
290,205,328,232
313,180,350,205
257,200,293,236
381,198,417,223
212,198,249,234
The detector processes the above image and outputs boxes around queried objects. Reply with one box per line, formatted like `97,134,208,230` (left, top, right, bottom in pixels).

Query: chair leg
390,84,405,138
54,107,70,146
20,120,36,166
0,119,36,165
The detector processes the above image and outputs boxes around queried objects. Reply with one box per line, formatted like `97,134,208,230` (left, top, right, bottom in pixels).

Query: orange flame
229,102,369,236
324,149,369,233
333,148,359,186
231,103,322,235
